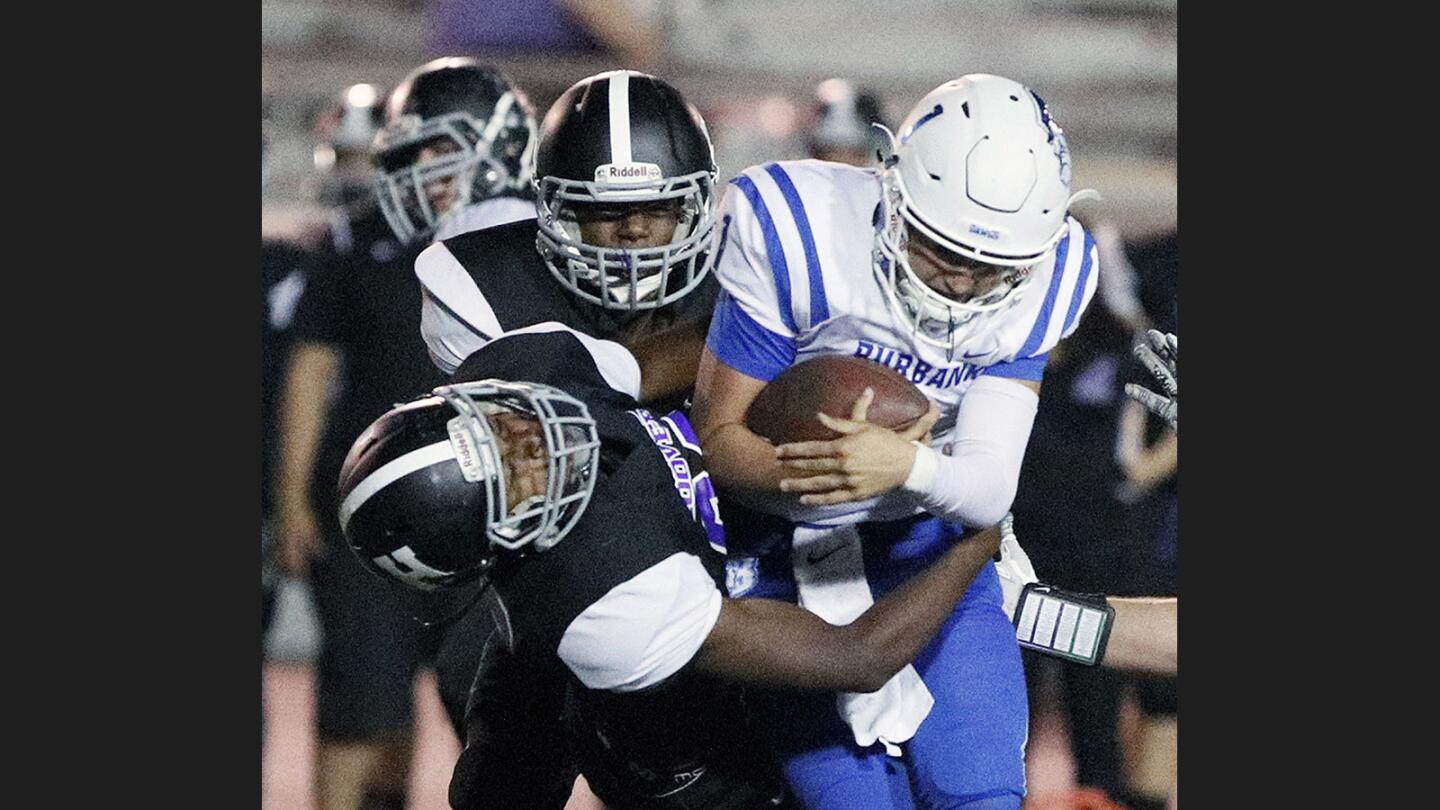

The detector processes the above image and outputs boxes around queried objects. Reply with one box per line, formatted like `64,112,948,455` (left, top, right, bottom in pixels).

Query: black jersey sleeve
287,249,348,345
449,324,641,400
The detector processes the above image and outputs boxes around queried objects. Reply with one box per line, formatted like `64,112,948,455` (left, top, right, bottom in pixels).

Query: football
744,355,931,444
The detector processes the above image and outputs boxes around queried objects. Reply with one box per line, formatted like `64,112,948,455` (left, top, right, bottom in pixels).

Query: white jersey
432,195,535,242
707,159,1098,524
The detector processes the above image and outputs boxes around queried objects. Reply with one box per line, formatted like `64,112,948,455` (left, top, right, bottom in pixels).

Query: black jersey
441,328,783,810
414,217,719,377
290,203,446,520
261,239,314,516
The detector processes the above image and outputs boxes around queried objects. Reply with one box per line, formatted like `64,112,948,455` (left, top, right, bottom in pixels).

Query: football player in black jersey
371,57,538,245
271,59,540,810
411,70,727,804
413,69,720,408
338,326,1002,810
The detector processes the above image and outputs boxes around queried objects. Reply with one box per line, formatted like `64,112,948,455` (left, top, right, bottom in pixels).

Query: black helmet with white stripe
373,58,538,245
534,70,718,310
337,381,600,592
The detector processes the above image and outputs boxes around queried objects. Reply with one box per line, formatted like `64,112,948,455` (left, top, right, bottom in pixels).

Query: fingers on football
779,473,849,493
775,438,841,459
779,457,843,473
814,410,866,436
898,404,942,442
849,387,875,422
799,489,864,507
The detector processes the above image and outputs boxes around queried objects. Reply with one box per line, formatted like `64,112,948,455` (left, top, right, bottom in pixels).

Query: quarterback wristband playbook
1013,583,1114,666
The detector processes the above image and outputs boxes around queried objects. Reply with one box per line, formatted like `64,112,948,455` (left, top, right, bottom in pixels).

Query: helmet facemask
873,167,1040,357
534,169,716,311
434,381,600,555
373,97,537,244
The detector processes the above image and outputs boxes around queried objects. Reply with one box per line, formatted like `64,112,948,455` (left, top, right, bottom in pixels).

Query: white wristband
903,441,939,493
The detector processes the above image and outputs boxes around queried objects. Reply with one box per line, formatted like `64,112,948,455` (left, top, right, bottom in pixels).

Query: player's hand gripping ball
748,356,940,507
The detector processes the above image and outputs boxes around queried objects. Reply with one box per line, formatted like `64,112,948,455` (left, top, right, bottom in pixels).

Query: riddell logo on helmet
595,162,663,184
969,224,1001,240
447,416,488,483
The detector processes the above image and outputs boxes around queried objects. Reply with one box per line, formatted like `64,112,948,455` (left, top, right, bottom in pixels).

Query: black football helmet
534,70,718,311
306,83,387,206
337,381,600,592
372,58,537,244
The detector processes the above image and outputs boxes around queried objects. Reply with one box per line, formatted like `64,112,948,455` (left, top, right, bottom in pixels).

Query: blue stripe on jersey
729,175,798,334
1018,232,1073,359
764,163,829,326
705,289,797,382
1061,232,1096,336
983,353,1048,381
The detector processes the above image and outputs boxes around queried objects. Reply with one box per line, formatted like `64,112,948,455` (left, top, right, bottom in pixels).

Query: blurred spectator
805,78,889,167
429,0,664,71
303,83,387,209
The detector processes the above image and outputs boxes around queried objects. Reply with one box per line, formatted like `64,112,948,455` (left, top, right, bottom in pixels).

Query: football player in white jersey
690,74,1100,810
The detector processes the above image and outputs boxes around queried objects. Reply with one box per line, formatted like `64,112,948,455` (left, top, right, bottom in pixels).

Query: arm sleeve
557,553,724,693
902,375,1040,528
415,241,504,374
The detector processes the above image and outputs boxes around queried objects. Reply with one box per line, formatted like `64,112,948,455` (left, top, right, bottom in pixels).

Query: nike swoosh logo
806,544,845,565
961,350,989,361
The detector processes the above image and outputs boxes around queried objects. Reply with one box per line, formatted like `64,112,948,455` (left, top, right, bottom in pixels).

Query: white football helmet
874,74,1097,354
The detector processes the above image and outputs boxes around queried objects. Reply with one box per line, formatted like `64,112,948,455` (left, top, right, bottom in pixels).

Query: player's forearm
275,342,340,515
700,422,791,493
628,314,711,404
697,527,998,692
1101,597,1177,675
902,376,1037,528
840,526,1001,688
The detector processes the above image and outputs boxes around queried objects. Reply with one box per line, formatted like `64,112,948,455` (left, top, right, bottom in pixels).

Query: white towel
791,523,934,757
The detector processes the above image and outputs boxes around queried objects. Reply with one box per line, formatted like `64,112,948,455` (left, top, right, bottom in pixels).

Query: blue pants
732,516,1028,810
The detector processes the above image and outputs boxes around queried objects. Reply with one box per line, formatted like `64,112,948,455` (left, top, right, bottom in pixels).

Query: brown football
744,355,932,444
